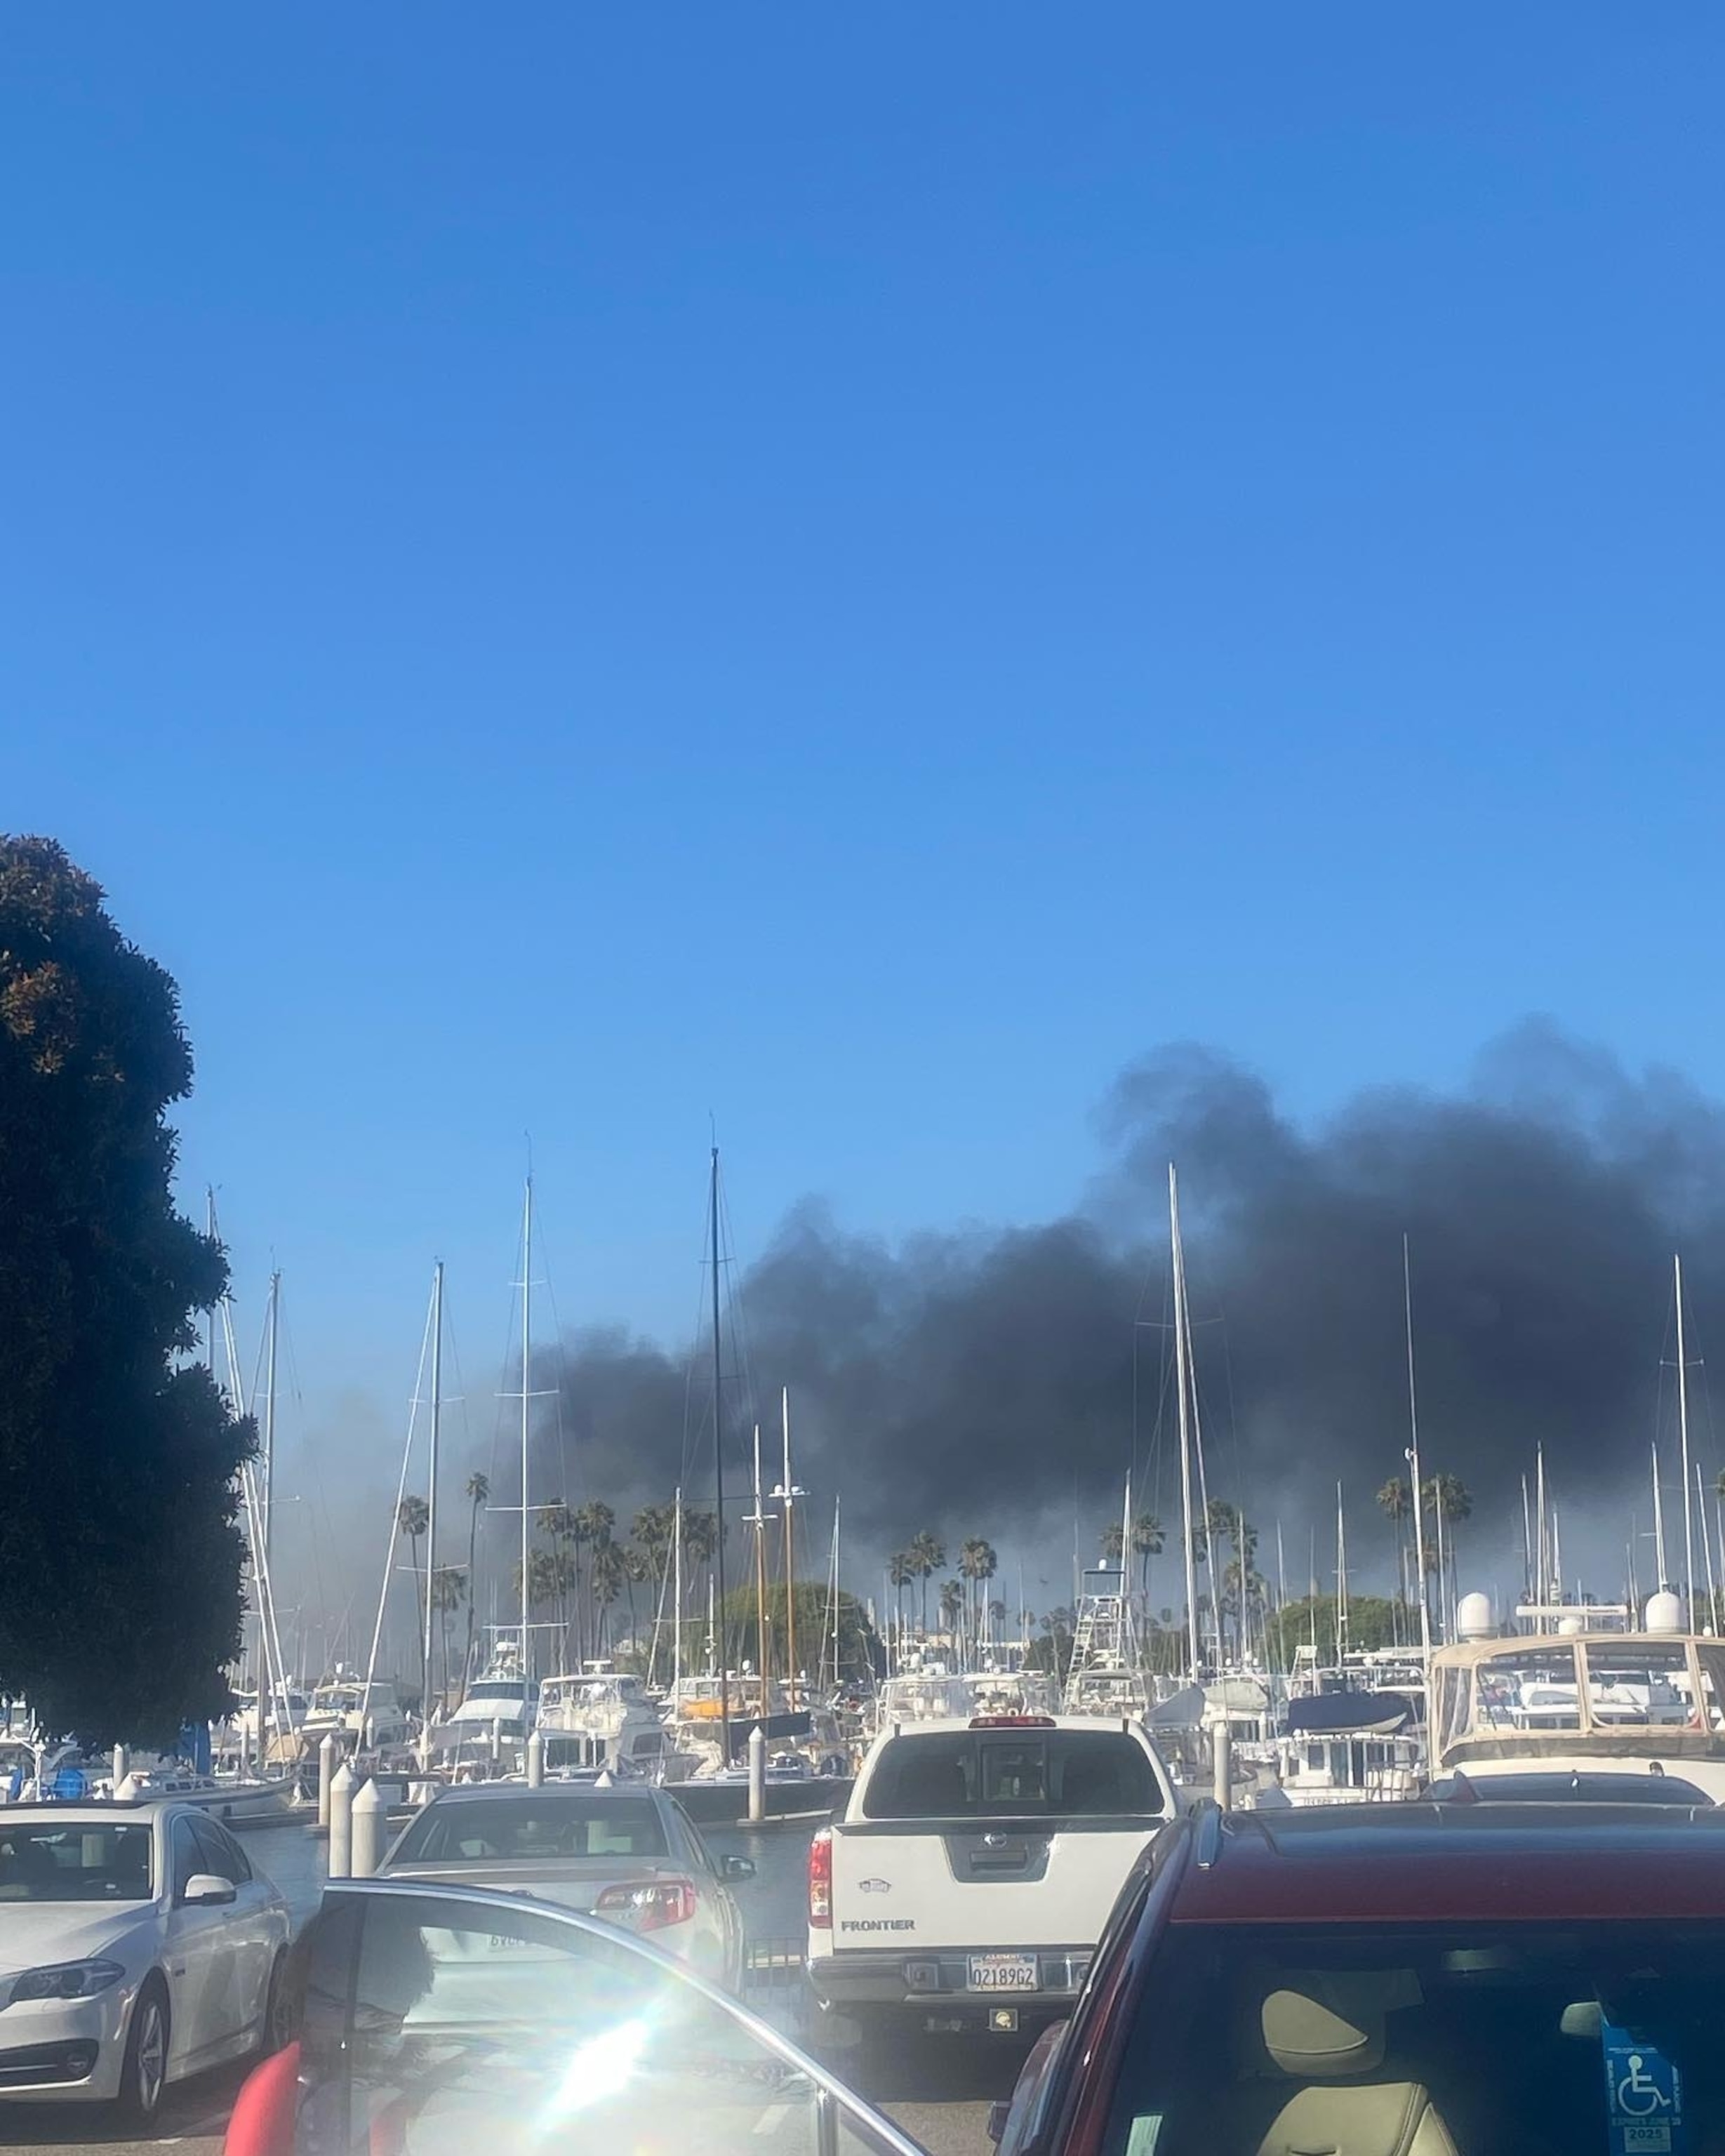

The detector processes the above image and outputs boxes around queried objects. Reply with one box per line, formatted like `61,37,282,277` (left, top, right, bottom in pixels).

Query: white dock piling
526,1731,545,1788
747,1723,767,1824
328,1761,357,1877
351,1778,386,1879
317,1735,338,1831
1211,1719,1232,1812
112,1745,129,1790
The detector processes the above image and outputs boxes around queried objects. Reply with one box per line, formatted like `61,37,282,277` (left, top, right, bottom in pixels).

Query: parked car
808,1712,1176,2055
0,1799,291,2122
223,1876,921,2156
375,1779,754,1987
990,1802,1725,2156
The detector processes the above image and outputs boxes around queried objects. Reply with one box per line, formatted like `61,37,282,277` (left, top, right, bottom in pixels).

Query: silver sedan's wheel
117,1981,169,2125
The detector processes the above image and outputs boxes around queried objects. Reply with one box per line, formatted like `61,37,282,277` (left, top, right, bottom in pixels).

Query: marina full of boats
12,1167,1724,1835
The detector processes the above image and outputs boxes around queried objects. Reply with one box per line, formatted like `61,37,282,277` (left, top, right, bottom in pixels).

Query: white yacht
439,1642,540,1740
877,1667,972,1724
961,1668,1061,1718
535,1662,691,1780
302,1672,413,1750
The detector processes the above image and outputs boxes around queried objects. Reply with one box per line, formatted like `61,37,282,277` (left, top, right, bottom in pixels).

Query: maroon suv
993,1803,1725,2156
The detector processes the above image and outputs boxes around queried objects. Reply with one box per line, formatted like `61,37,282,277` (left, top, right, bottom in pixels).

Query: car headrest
1244,1970,1422,2080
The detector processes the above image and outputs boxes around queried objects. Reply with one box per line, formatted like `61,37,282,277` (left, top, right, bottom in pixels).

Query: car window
669,1809,717,1873
298,1891,902,2156
1101,1919,1725,2156
0,1820,152,1902
862,1731,1163,1819
392,1796,669,1863
171,1815,202,1899
190,1813,253,1881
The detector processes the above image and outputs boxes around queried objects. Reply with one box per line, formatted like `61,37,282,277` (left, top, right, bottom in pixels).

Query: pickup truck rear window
861,1731,1163,1820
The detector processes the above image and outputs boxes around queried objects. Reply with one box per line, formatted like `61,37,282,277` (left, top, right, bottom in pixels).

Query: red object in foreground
224,2040,300,2156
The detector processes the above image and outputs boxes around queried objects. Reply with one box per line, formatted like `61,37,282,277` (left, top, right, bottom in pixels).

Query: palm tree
909,1531,945,1637
620,1545,652,1651
589,1540,628,1657
959,1539,998,1662
888,1551,917,1660
1422,1475,1472,1634
427,1568,464,1712
1377,1478,1412,1616
397,1494,430,1704
462,1471,490,1689
633,1503,677,1573
938,1578,964,1639
1131,1515,1165,1604
537,1504,580,1656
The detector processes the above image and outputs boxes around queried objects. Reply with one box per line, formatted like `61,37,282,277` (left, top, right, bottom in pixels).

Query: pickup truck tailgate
829,1818,1161,1948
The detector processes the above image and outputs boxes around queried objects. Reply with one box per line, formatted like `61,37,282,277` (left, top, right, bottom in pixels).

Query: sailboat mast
1652,1443,1667,1590
710,1148,732,1760
1678,1254,1696,1620
1403,1235,1433,1668
519,1178,533,1674
1170,1166,1201,1678
1535,1445,1547,1609
672,1486,684,1692
424,1259,443,1727
1335,1482,1347,1663
750,1424,772,1702
262,1271,280,1573
828,1496,841,1688
782,1388,798,1714
1696,1462,1718,1627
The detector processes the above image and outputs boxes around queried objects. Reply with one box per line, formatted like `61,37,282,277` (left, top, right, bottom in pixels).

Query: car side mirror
721,1855,756,1881
986,2102,1012,2143
181,1872,237,1907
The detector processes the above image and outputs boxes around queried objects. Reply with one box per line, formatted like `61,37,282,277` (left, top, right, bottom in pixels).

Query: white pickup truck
806,1712,1177,2051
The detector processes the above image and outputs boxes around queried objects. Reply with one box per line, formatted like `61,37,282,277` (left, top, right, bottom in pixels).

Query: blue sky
7,5,1724,1427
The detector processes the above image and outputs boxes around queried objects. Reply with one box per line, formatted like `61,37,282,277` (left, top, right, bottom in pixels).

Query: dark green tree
0,837,253,1745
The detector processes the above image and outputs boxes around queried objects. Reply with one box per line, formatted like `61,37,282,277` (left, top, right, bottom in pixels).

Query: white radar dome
1456,1592,1495,1642
1645,1590,1685,1635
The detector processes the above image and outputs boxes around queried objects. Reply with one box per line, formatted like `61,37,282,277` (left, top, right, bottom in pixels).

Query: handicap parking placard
1602,2021,1684,2156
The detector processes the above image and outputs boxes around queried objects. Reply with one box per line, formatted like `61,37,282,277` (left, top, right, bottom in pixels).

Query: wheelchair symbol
1617,2057,1674,2117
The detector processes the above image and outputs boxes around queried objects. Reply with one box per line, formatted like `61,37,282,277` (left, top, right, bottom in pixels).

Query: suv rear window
861,1730,1162,1820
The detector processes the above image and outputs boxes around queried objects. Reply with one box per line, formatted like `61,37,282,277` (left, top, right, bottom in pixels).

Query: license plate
968,1954,1037,1992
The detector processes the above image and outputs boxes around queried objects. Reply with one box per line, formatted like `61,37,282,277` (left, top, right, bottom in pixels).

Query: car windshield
392,1797,668,1863
861,1730,1161,1818
1104,1919,1725,2156
0,1821,153,1901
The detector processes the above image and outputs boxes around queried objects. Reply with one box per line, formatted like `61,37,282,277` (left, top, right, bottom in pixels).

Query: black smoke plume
528,1023,1725,1588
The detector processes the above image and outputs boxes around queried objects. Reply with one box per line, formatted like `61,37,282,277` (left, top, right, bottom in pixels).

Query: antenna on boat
1402,1235,1433,1674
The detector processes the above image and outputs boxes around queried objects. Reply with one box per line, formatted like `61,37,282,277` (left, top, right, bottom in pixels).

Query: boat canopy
1432,1630,1725,1768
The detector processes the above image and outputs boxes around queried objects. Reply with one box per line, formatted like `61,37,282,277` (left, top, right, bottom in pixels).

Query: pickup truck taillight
808,1826,834,1927
595,1879,698,1933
